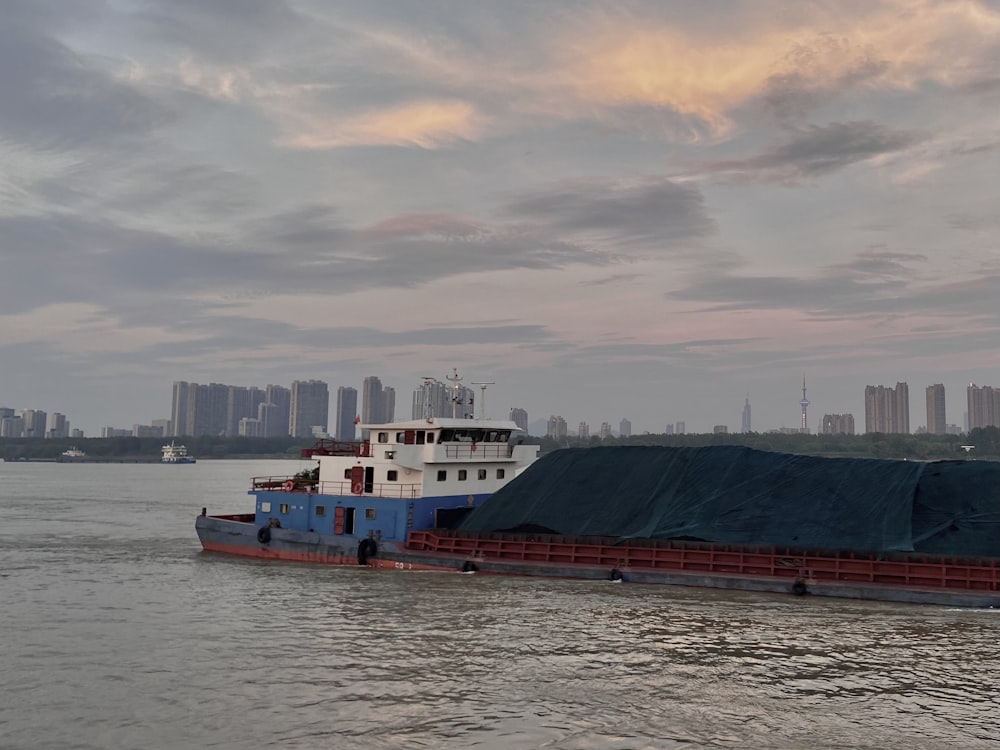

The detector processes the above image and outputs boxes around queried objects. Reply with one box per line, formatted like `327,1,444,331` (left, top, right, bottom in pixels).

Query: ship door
333,506,345,534
364,466,374,494
343,507,355,535
350,466,364,494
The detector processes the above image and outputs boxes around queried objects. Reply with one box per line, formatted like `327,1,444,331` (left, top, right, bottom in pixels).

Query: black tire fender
792,580,808,596
610,568,623,581
257,526,271,545
462,560,478,573
357,538,377,565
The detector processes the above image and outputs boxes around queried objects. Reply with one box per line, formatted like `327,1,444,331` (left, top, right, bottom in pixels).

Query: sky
1,0,998,436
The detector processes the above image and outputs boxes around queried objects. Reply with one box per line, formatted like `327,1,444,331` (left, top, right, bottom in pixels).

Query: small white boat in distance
61,447,86,458
161,441,196,464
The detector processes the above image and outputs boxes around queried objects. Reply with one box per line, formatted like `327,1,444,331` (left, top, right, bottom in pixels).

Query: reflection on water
0,461,997,749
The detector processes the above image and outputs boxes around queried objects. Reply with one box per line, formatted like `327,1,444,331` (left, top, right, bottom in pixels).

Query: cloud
504,178,716,246
0,22,172,150
689,121,923,183
670,250,1000,325
278,100,487,150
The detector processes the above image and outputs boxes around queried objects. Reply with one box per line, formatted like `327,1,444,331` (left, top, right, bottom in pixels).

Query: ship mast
446,368,463,419
471,381,495,420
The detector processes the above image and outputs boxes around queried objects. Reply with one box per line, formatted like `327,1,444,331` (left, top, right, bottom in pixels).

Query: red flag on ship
354,415,361,424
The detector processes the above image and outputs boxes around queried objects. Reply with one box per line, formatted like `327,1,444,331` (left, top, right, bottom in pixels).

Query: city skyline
1,3,997,439
2,375,995,438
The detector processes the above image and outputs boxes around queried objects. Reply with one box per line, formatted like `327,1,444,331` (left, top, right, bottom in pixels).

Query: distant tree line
0,435,308,461
1,427,997,462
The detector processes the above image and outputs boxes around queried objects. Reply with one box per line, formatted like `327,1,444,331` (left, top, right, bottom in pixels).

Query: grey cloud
0,24,172,150
670,249,1000,323
0,197,617,318
762,36,889,122
579,273,644,287
504,179,716,245
696,121,922,184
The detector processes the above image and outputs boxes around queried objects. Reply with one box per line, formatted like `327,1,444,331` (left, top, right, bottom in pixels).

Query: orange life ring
352,481,363,495
283,479,295,492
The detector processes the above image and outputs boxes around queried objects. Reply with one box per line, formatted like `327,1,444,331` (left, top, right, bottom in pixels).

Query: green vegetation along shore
1,427,997,462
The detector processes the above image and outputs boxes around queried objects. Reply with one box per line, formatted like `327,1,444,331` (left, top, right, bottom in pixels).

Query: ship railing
443,444,507,460
405,531,1000,592
251,475,421,499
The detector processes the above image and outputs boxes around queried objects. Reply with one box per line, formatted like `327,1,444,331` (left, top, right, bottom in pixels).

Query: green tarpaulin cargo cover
458,446,1000,557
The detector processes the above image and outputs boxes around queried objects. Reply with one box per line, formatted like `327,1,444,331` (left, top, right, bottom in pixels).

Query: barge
196,384,999,608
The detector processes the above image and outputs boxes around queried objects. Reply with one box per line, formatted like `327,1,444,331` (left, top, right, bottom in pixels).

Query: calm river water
1,459,997,749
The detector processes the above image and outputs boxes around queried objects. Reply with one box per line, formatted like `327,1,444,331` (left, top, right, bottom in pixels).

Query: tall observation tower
799,376,810,431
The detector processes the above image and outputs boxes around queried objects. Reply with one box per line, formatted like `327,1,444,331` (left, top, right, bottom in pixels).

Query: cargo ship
196,399,999,609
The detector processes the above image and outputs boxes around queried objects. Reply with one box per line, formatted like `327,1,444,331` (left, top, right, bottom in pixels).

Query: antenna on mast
445,368,462,419
471,381,495,420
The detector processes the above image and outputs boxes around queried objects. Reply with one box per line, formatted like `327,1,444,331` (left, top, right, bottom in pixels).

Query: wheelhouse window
496,469,505,479
387,470,398,481
343,468,352,479
279,503,289,514
378,432,389,443
478,469,487,480
458,469,467,480
437,470,447,481
416,431,426,444
260,501,271,512
315,505,326,516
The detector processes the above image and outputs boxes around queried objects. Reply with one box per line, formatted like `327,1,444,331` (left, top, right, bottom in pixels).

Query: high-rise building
967,384,999,429
382,387,396,423
546,415,567,439
1,415,23,438
290,380,329,438
894,382,910,434
335,387,358,440
226,386,265,437
675,421,685,434
362,376,385,424
822,414,855,435
411,377,473,420
926,384,946,435
864,382,910,434
264,384,291,436
741,395,752,433
21,409,47,438
171,381,191,436
48,412,69,438
509,407,528,432
173,382,228,436
599,422,612,439
187,383,228,436
619,418,631,438
578,422,589,439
